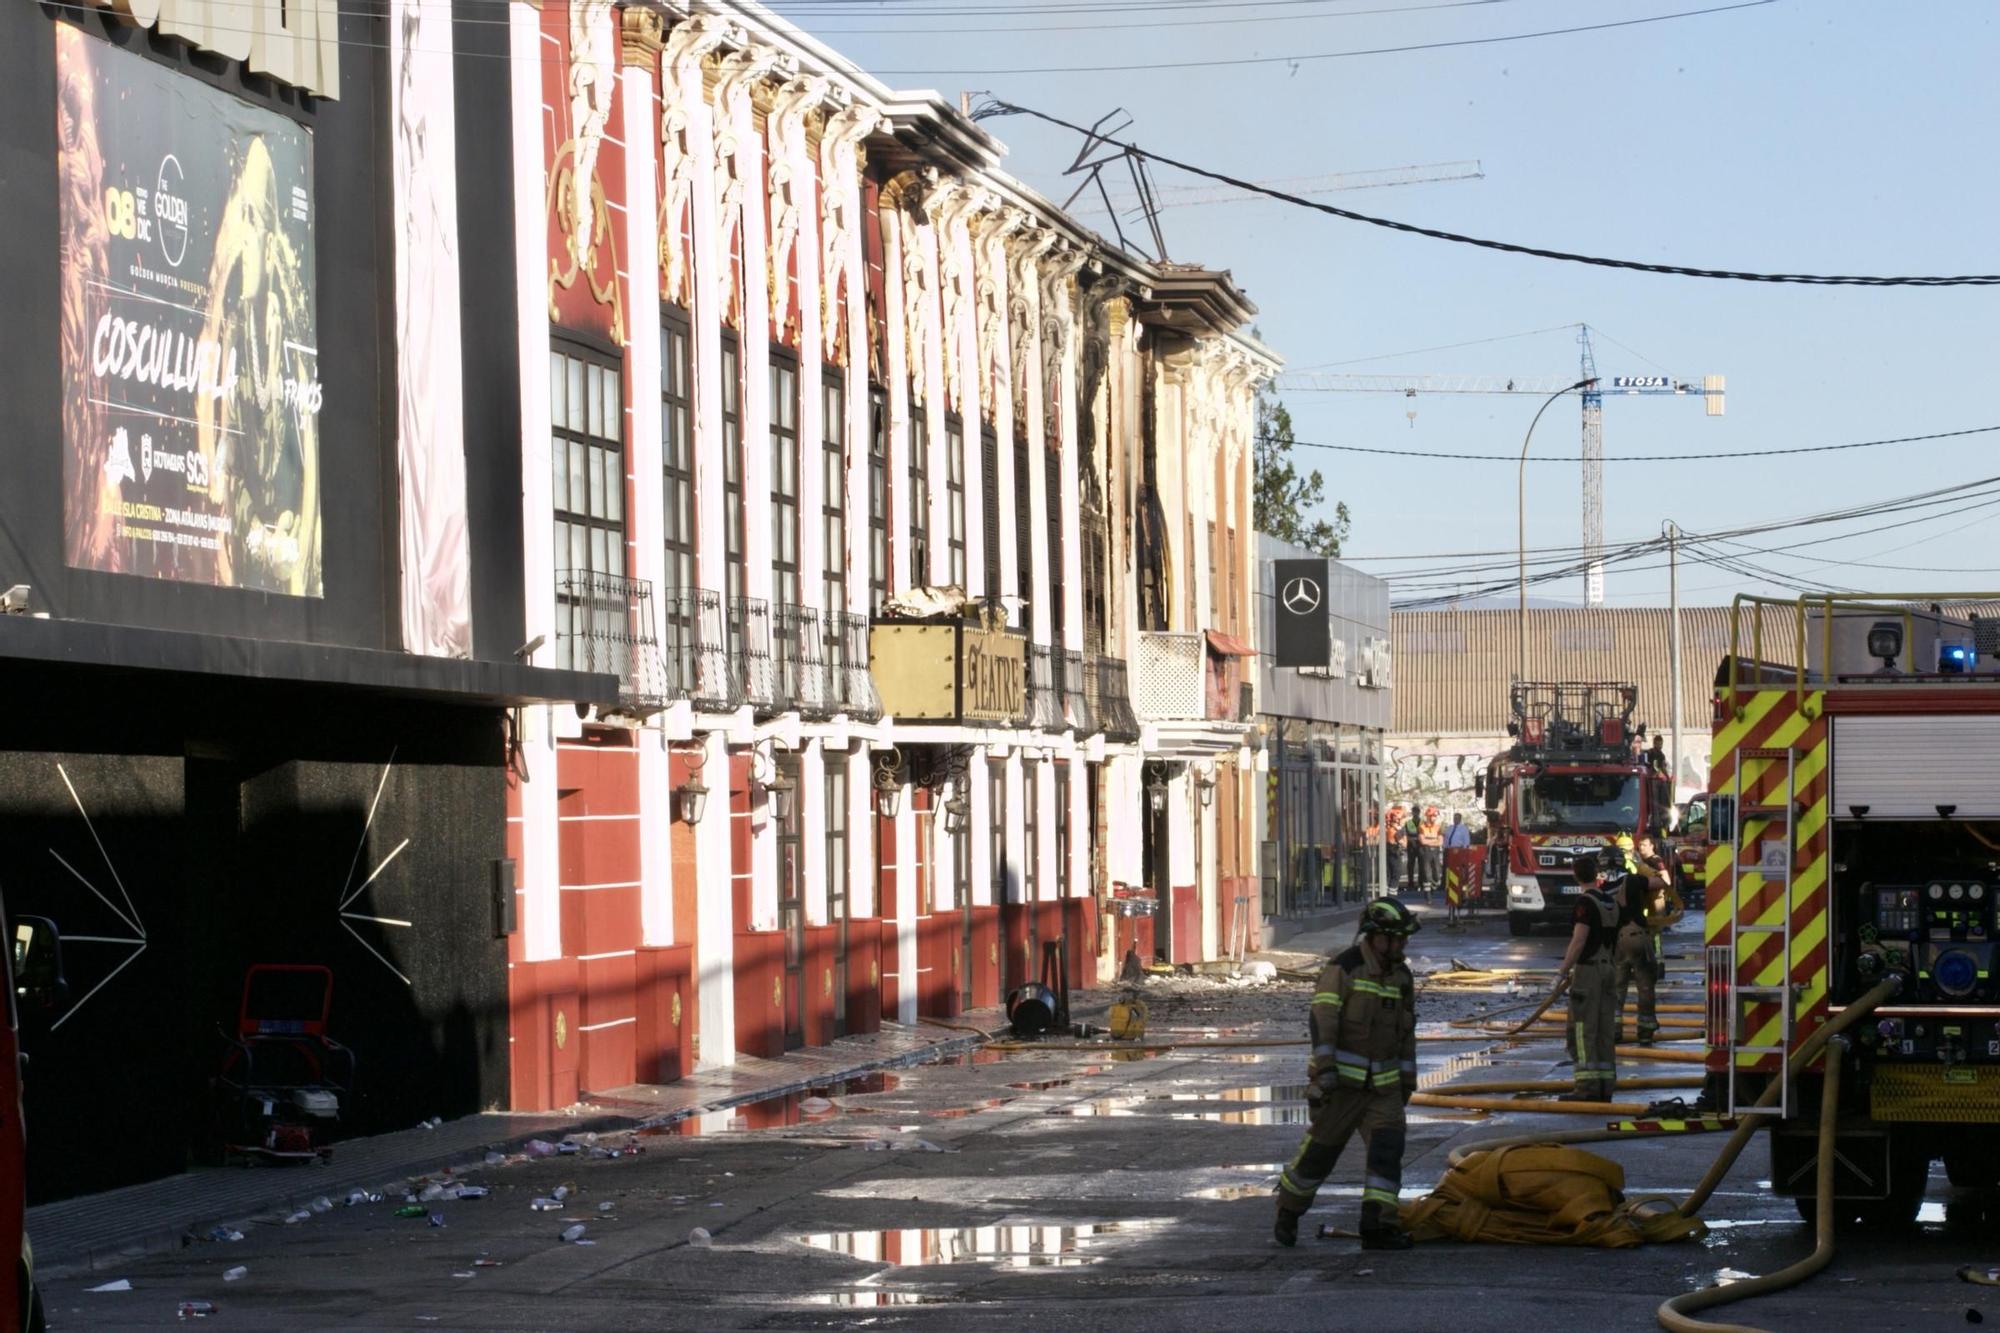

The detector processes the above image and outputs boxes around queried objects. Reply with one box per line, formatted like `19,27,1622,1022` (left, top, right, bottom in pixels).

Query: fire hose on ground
1431,976,1903,1333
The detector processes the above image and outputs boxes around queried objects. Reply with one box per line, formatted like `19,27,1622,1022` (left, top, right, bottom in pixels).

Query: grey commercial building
1253,536,1393,923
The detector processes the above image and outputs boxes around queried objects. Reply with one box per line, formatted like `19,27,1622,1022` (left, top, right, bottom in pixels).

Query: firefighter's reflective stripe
1350,979,1401,1000
1312,992,1344,1007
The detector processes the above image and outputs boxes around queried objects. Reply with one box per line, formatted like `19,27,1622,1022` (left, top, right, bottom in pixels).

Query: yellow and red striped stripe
1704,688,1829,1075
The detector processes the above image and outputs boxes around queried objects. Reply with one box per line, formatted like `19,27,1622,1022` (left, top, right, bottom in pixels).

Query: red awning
1205,630,1257,657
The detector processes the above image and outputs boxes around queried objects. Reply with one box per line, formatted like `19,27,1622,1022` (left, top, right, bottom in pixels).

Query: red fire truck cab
1477,682,1672,935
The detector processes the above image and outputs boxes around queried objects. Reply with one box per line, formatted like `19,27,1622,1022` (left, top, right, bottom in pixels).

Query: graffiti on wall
1383,738,1505,827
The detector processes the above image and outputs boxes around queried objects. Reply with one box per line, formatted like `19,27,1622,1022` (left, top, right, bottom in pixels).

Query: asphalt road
44,901,2000,1331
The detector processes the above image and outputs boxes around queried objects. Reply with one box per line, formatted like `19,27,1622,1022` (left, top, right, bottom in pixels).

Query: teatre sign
79,0,341,98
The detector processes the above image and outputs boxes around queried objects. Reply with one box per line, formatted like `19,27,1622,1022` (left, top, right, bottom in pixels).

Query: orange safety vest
1419,820,1444,848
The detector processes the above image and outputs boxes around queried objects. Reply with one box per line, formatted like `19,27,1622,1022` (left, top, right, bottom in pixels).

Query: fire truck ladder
1728,745,1798,1118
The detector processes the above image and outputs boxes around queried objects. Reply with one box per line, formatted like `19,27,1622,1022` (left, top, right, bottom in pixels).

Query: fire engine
1477,682,1673,936
1706,595,2000,1224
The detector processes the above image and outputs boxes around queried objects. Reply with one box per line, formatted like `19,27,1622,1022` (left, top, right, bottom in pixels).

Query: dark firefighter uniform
1608,836,1656,1040
1567,879,1624,1101
1275,899,1420,1250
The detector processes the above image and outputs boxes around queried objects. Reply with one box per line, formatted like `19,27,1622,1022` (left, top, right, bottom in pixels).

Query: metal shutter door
1832,715,2000,818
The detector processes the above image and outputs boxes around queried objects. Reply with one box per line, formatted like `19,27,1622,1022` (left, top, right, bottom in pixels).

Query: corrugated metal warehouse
1390,607,1734,738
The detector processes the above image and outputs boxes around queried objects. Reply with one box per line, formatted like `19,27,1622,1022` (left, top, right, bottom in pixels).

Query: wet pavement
41,902,2000,1330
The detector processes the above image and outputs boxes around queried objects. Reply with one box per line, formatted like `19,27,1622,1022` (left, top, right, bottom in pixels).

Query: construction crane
1073,161,1485,218
1274,325,1724,605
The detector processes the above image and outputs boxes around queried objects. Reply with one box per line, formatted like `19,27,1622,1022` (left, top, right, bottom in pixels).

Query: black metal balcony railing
554,571,668,714
825,611,883,722
728,595,775,712
660,587,739,713
773,602,831,720
1062,648,1094,737
1026,643,1064,732
1090,654,1140,742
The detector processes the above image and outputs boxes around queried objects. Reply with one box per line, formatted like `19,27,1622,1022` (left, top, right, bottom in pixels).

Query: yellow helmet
1614,834,1635,851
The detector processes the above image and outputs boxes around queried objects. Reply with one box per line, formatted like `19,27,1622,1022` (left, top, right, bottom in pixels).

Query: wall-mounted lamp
751,747,796,825
944,793,970,835
672,742,710,825
766,769,796,824
1194,767,1217,809
676,777,709,826
874,747,903,819
1146,763,1168,816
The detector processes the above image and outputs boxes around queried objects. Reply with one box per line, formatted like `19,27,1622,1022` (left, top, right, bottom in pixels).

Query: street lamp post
1517,378,1596,681
1664,519,1683,801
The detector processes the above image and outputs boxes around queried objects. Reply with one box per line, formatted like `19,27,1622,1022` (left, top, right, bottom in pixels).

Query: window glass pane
590,526,607,578
552,441,568,511
607,536,624,577
588,446,605,519
568,357,586,432
605,449,623,522
569,444,587,519
603,369,621,444
549,353,565,428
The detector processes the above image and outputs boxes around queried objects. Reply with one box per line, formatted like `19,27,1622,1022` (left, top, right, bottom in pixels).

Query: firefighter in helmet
1417,806,1445,896
1558,853,1624,1101
1274,897,1421,1251
1610,835,1660,1043
1385,804,1408,892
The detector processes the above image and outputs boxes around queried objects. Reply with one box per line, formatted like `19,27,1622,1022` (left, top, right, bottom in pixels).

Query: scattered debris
176,1299,216,1318
89,1279,133,1293
206,1226,244,1243
1965,1268,2000,1288
561,1224,587,1243
283,1210,311,1225
688,1227,713,1248
222,1267,248,1283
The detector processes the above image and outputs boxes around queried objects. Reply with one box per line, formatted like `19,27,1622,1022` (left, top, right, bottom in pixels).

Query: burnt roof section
1133,264,1260,339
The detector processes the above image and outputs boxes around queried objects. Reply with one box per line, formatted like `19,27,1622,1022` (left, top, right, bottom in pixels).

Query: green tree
1254,391,1350,556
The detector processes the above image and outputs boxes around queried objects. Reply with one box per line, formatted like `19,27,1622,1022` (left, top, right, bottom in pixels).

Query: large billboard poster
58,26,322,597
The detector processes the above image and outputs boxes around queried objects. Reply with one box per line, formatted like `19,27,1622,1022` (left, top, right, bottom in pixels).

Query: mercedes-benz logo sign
1281,576,1322,615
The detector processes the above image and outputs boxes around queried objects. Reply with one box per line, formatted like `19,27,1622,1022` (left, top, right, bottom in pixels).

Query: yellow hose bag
1399,1143,1707,1248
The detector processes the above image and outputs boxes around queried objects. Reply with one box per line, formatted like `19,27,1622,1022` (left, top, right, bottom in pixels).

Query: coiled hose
1433,977,1902,1333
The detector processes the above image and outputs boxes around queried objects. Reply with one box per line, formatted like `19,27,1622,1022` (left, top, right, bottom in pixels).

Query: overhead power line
779,0,1525,35
1263,422,2000,464
879,1,1777,74
980,101,2000,286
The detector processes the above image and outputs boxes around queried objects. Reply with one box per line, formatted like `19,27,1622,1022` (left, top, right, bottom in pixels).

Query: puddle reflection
636,1072,905,1136
796,1219,1167,1269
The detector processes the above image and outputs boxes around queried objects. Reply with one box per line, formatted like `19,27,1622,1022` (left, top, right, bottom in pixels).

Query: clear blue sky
774,0,2000,609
